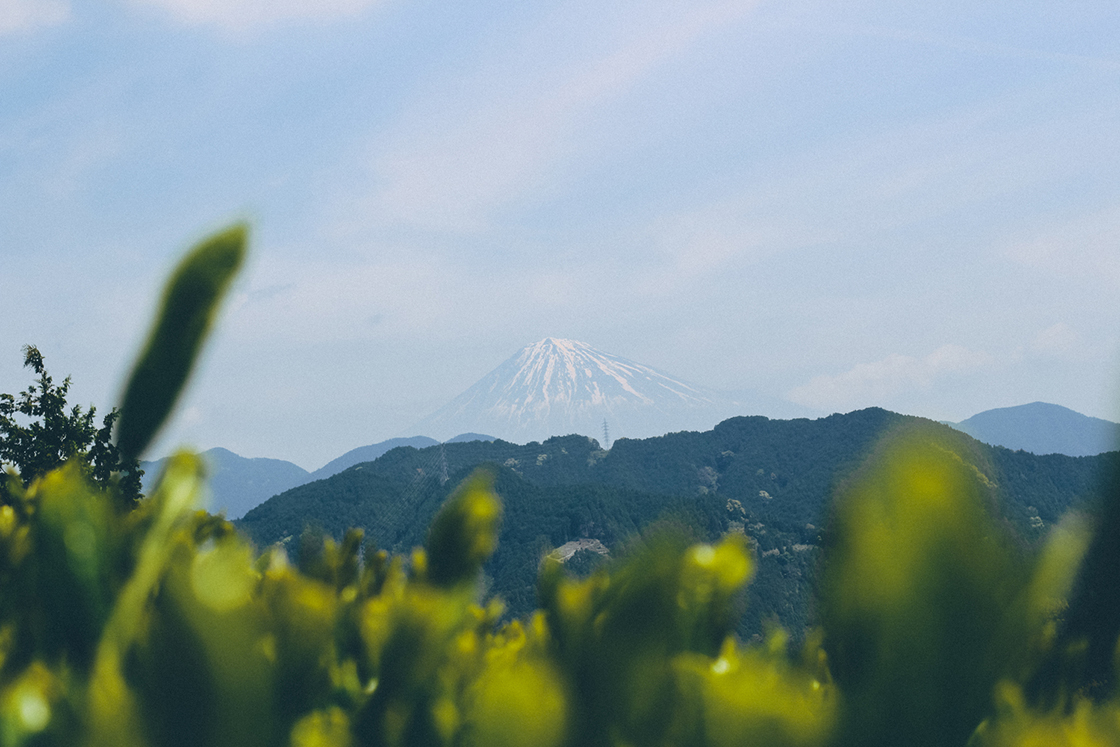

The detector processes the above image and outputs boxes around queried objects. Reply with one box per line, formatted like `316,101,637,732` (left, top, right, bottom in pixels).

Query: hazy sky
3,0,1119,469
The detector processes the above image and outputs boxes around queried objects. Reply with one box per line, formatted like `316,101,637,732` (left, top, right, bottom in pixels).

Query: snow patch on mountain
410,338,805,444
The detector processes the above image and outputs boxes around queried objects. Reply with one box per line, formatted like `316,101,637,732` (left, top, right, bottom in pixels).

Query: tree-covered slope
236,408,1117,638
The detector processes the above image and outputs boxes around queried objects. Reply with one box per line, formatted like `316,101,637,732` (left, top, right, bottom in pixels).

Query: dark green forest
238,409,1116,639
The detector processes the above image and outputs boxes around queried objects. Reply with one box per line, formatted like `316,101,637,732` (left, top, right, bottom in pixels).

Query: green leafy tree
0,345,142,506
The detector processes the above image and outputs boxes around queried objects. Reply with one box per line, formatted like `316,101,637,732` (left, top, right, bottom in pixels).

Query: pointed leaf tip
116,224,248,461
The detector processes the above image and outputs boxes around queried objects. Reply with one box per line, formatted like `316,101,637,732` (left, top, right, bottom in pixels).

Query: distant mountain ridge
411,337,811,444
948,402,1120,457
142,433,498,519
309,436,440,481
141,448,310,520
445,432,496,444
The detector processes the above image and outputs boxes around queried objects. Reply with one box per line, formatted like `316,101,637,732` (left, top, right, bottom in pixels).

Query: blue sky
3,0,1119,469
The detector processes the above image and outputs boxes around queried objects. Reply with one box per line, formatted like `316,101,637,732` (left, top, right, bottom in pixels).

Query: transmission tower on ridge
602,419,610,450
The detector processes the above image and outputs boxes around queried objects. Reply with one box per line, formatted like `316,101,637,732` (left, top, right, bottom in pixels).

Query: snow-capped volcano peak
411,338,736,444
503,337,710,410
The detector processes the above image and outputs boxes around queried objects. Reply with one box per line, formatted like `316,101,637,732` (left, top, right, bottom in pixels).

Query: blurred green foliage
1,224,1119,746
0,456,835,747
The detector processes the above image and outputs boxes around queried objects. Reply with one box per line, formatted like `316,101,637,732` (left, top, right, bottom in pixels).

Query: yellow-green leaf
116,224,247,460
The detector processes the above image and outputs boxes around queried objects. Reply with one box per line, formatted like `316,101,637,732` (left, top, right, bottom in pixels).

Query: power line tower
439,443,449,485
602,419,610,450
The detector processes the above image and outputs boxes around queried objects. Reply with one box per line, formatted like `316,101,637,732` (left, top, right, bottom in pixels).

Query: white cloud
0,0,68,34
1003,205,1120,288
348,0,760,234
632,199,837,297
132,0,381,30
1029,323,1082,358
226,258,455,344
787,344,995,412
178,405,204,427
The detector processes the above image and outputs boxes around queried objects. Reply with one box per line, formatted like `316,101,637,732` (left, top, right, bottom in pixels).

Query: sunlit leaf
116,224,247,460
820,428,1025,747
425,470,501,588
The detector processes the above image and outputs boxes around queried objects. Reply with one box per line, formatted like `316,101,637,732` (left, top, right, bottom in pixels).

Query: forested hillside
238,408,1116,638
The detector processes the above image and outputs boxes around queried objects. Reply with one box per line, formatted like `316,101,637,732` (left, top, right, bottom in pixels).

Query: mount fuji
410,338,810,445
